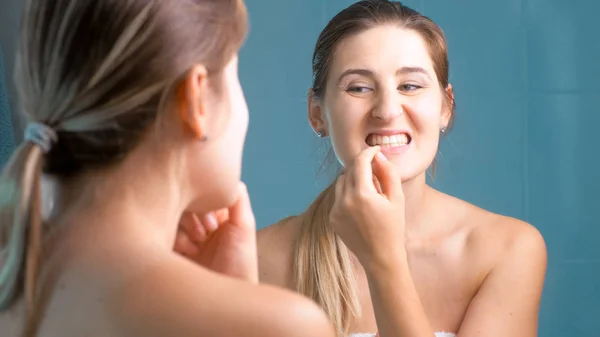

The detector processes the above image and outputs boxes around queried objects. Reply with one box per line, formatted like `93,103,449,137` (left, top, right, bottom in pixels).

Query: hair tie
24,122,58,153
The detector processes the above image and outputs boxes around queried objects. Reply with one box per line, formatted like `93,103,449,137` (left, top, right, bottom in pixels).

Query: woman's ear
178,65,210,140
307,89,328,137
441,83,455,128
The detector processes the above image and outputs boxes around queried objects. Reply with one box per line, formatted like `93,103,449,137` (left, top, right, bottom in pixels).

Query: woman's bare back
1,235,334,337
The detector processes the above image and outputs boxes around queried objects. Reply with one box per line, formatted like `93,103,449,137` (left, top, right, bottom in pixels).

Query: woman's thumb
228,182,256,229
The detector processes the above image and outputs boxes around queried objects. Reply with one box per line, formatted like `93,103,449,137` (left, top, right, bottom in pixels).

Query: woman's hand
329,146,406,272
174,182,258,283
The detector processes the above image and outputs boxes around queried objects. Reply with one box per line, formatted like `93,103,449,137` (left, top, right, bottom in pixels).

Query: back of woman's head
0,0,247,318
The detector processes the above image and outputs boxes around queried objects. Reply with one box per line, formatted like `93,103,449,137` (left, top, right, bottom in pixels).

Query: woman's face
186,55,249,212
310,26,452,182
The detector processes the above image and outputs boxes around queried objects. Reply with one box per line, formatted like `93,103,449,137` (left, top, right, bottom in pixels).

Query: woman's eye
399,83,422,91
347,86,372,93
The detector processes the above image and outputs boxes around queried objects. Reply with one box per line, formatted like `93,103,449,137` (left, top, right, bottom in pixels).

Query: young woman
257,1,547,337
0,1,335,336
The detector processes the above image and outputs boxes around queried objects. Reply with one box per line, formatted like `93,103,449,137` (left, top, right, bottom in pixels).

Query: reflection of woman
257,1,547,337
0,1,334,336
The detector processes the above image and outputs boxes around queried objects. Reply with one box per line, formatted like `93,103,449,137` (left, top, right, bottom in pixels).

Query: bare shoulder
111,250,334,337
451,195,547,271
257,215,303,288
257,215,302,246
445,197,547,335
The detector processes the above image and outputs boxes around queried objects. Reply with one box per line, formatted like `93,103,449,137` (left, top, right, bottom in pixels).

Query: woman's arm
365,252,434,337
456,222,547,337
367,220,546,337
113,253,335,337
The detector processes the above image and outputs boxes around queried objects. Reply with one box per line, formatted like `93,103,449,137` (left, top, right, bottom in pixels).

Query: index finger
179,212,206,243
350,146,381,193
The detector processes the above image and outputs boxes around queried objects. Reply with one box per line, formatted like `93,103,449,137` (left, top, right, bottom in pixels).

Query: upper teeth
367,134,409,146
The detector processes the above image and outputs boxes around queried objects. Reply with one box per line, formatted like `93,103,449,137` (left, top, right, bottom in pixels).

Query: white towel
349,332,456,337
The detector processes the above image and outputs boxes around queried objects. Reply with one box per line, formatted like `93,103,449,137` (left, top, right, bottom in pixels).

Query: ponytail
0,138,51,336
292,180,361,337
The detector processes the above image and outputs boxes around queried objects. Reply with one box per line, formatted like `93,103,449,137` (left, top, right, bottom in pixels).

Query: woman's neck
48,146,188,252
399,171,441,240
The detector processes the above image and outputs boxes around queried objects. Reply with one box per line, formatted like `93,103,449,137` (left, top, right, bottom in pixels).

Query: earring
316,129,326,138
440,126,447,134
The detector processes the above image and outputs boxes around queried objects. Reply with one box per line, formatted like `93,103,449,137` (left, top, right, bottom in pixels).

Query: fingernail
376,152,387,161
204,213,219,231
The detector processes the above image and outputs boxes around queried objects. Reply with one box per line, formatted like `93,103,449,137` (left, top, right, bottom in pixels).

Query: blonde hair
0,0,247,334
293,177,361,337
292,1,454,336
